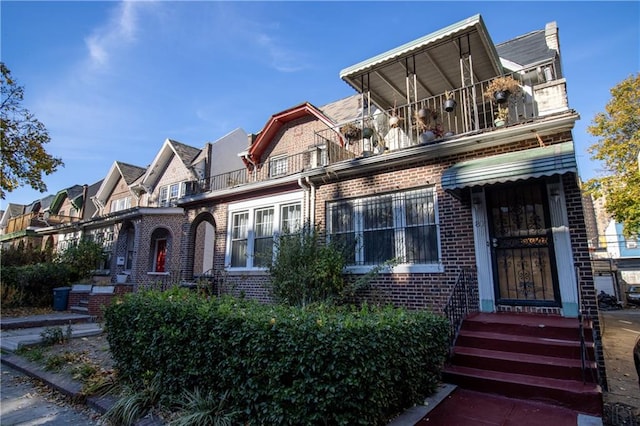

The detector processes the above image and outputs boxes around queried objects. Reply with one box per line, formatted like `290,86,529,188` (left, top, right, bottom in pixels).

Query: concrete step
450,346,598,383
455,329,594,359
442,365,602,415
0,323,103,352
463,312,593,341
0,313,93,330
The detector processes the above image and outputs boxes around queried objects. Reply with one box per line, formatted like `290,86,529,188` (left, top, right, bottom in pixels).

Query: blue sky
2,1,638,207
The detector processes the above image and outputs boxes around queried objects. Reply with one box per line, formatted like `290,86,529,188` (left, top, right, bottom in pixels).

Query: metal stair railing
443,267,479,351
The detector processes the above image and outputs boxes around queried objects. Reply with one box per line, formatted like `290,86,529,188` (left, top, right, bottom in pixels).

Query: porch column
547,180,579,317
471,189,495,312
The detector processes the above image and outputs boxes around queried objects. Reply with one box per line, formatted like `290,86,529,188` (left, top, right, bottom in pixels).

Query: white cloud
84,1,144,69
253,31,308,73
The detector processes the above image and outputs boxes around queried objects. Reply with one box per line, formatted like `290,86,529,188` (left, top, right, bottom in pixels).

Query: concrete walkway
0,313,102,352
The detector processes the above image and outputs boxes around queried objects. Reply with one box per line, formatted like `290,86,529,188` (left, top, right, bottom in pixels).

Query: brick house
179,15,605,404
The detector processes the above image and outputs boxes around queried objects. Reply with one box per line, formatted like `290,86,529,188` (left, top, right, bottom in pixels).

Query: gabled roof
496,28,556,70
137,139,201,190
49,184,85,214
93,161,146,208
82,180,102,220
319,94,366,125
206,128,248,175
245,103,336,165
0,203,25,228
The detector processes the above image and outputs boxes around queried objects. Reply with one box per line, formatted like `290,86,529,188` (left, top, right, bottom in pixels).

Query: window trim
269,155,289,178
225,192,303,271
159,182,186,207
327,187,443,274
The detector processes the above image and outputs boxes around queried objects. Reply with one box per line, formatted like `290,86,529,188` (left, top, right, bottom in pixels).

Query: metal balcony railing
184,61,565,198
323,60,565,156
185,142,356,196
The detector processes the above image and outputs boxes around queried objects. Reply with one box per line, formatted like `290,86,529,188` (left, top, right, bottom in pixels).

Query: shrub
267,223,351,306
56,239,104,282
0,244,54,267
105,289,450,425
0,263,73,307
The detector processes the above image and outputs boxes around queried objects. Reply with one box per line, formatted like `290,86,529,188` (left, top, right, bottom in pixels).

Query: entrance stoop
442,312,602,416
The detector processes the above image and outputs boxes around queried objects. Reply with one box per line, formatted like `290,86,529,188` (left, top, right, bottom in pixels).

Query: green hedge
0,263,73,308
104,289,450,425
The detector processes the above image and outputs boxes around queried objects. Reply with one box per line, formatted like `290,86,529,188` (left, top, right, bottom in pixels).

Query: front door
486,182,561,307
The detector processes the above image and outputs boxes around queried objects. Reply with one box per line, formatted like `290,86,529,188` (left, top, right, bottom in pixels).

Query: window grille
328,187,439,266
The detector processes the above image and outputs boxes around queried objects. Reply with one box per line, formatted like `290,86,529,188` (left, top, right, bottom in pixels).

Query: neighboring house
603,220,640,299
0,195,65,250
34,130,247,286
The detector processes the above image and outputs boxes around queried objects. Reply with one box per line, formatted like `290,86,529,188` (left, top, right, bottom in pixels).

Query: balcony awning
441,142,577,195
339,14,503,111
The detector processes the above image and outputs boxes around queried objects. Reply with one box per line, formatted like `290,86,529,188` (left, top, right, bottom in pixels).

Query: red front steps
442,312,602,416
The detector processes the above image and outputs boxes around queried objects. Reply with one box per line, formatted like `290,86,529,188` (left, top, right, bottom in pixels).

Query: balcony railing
4,212,76,234
185,141,356,196
184,61,566,198
322,60,566,156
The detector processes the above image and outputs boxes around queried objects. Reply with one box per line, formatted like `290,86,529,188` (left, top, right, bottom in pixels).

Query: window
226,195,302,269
110,197,131,213
159,182,185,207
327,187,440,272
230,212,249,267
254,208,274,267
125,228,135,270
269,155,289,177
626,236,639,249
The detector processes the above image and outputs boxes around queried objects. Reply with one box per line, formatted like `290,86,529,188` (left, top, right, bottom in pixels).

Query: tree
1,62,63,199
585,73,640,237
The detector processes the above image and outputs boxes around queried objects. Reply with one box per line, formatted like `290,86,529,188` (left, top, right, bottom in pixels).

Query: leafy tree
0,62,63,199
584,73,640,237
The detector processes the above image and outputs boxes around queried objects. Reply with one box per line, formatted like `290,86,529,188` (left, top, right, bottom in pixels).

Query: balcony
3,212,75,234
324,63,567,156
185,141,356,196
185,63,567,198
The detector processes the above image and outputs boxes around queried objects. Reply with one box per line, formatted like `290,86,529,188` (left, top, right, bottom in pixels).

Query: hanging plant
483,75,521,104
340,123,361,141
443,90,457,113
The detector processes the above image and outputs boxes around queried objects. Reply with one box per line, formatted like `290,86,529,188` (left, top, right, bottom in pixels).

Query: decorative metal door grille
486,183,560,306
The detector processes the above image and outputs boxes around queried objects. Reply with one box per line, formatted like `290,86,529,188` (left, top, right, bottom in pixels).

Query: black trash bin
53,287,71,311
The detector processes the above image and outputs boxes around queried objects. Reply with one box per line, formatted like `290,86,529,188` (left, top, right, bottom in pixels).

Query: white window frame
110,197,131,213
269,155,289,178
159,182,186,207
225,192,303,271
153,238,168,273
327,187,443,274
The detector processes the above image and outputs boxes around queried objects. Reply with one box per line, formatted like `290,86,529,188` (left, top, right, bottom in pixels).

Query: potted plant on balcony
414,108,443,144
443,90,457,113
483,75,520,104
493,106,509,127
340,122,361,142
